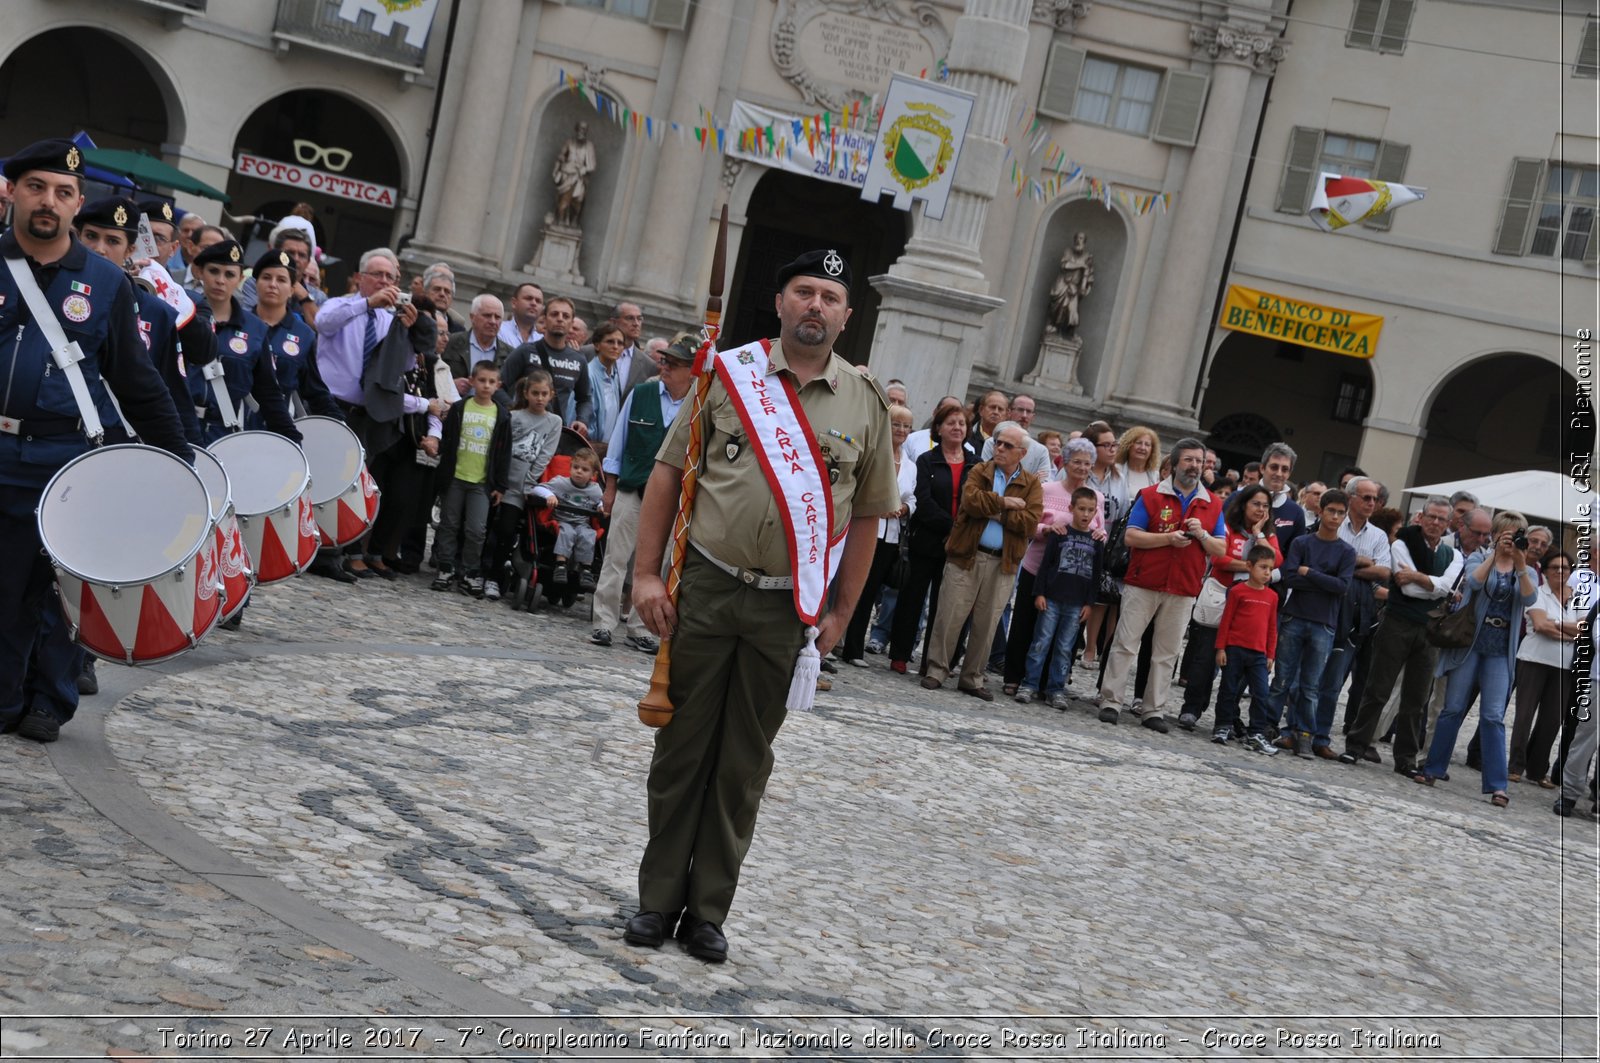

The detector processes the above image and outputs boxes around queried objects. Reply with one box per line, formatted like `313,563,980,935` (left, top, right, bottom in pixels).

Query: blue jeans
1218,647,1273,735
1023,600,1083,695
1271,616,1336,745
1426,650,1511,793
869,585,898,646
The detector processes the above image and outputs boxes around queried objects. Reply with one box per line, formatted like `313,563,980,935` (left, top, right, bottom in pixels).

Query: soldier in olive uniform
624,250,900,963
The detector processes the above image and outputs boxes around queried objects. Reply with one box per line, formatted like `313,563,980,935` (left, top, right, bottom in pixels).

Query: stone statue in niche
1045,231,1094,336
550,122,597,228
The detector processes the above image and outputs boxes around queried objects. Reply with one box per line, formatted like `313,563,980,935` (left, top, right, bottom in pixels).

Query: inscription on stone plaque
772,0,950,110
798,12,935,95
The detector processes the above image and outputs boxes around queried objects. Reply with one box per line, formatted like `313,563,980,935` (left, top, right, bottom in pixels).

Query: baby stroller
507,427,607,612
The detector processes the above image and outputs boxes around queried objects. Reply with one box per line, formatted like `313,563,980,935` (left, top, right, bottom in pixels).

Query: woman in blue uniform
247,248,341,426
187,239,300,445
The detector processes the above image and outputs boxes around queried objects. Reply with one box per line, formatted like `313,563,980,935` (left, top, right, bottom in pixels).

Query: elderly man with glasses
1339,495,1463,769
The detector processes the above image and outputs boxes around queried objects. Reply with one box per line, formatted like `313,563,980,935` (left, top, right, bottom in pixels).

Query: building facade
3,0,1593,499
0,0,455,283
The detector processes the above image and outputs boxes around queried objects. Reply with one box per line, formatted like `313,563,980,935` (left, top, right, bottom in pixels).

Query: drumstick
638,205,728,728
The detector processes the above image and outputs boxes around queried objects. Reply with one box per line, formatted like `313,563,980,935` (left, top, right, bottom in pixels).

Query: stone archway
229,90,405,291
1414,352,1579,484
1198,330,1375,483
723,167,909,366
0,26,181,154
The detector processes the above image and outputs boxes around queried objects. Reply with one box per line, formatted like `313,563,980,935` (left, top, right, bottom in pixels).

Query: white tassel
785,626,822,712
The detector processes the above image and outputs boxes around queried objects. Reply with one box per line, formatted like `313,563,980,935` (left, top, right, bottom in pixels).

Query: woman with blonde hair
1112,426,1161,517
1416,510,1539,806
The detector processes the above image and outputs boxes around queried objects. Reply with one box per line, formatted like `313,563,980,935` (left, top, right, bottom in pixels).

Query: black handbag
884,534,909,591
1103,508,1134,580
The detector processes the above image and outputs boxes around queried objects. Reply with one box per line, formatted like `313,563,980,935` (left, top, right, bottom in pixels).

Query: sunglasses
993,440,1021,451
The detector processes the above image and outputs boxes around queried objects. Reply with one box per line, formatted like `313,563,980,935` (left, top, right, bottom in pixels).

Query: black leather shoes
17,710,61,743
624,910,672,948
676,915,728,963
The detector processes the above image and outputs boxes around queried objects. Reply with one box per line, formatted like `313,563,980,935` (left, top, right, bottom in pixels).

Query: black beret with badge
2,137,86,182
136,196,177,226
252,248,297,279
775,247,851,291
191,238,245,270
76,195,139,234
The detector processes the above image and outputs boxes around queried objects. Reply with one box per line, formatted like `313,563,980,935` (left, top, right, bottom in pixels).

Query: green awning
81,148,230,203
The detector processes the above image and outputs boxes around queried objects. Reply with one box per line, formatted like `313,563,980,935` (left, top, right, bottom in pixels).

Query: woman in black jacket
889,401,974,674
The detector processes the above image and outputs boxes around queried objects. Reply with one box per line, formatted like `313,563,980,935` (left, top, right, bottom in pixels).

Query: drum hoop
191,448,235,522
37,444,213,588
209,431,312,517
294,415,367,506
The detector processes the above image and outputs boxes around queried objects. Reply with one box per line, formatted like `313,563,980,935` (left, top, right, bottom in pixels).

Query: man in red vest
1098,437,1227,733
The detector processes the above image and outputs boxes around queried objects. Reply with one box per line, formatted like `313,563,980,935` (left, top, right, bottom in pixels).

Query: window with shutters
1575,18,1599,78
1529,165,1598,261
1347,0,1415,54
1073,57,1164,135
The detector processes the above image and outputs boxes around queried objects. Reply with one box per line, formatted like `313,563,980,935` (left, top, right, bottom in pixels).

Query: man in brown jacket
922,421,1044,701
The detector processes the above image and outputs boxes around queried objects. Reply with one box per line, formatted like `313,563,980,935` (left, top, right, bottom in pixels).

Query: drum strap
3,257,136,444
201,360,242,429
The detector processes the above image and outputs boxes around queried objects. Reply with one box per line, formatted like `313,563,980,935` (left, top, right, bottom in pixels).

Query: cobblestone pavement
2,569,1597,1060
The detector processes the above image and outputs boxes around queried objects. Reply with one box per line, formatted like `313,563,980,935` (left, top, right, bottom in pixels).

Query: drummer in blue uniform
0,138,192,743
73,194,214,448
247,248,341,425
186,237,301,446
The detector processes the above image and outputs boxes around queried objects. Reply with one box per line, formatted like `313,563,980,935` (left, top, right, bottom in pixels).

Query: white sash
712,338,846,626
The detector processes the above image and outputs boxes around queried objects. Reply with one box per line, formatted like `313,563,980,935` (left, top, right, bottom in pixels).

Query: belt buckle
742,571,756,585
0,415,17,435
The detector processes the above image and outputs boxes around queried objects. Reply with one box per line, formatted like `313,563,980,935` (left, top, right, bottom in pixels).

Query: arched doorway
725,168,909,366
0,26,179,153
1199,331,1375,482
229,90,403,292
1414,353,1578,484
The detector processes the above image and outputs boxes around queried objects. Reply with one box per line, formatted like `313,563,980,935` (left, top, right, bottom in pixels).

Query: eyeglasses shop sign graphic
235,151,398,208
858,72,975,220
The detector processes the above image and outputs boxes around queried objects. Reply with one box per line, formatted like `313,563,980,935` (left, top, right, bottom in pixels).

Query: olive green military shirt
656,338,900,575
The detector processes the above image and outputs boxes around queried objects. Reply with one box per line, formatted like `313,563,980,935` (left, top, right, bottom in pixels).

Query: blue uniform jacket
0,231,191,486
188,294,300,442
252,310,340,427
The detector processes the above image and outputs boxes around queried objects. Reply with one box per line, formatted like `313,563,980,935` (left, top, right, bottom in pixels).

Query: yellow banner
1221,285,1382,359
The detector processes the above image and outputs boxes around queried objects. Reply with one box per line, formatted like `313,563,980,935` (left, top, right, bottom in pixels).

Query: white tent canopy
1403,470,1596,526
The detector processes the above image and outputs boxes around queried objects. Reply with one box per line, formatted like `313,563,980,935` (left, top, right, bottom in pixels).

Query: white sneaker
482,579,501,601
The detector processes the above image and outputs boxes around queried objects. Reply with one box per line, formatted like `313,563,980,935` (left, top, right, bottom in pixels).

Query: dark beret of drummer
76,196,139,234
2,137,86,182
775,248,851,292
192,239,246,270
253,248,297,278
136,196,177,226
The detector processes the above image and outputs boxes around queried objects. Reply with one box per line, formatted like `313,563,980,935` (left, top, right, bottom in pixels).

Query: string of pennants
555,69,1173,218
1000,103,1173,215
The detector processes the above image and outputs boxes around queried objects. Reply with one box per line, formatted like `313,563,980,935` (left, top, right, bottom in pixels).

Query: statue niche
1025,230,1094,394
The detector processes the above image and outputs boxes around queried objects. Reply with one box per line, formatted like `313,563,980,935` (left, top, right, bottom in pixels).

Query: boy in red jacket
1215,544,1280,751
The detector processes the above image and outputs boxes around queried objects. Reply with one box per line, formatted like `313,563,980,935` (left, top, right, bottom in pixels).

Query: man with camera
1339,495,1464,769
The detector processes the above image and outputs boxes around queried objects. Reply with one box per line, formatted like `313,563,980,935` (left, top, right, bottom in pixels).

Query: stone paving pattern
1,570,1597,1059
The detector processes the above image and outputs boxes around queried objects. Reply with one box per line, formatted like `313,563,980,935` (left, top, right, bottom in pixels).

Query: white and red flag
1309,172,1425,232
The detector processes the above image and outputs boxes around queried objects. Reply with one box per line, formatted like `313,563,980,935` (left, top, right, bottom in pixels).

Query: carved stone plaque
773,0,950,110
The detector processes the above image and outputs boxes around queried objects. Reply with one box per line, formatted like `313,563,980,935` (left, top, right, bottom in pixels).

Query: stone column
866,0,1029,416
414,0,523,266
1357,419,1427,497
1111,4,1284,425
621,0,738,306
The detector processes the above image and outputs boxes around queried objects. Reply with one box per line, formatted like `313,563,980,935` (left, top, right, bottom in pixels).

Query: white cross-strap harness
3,257,137,444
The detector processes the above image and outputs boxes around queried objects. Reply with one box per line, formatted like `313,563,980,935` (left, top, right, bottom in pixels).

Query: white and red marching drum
207,431,318,585
191,448,252,620
36,445,223,664
295,416,379,547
